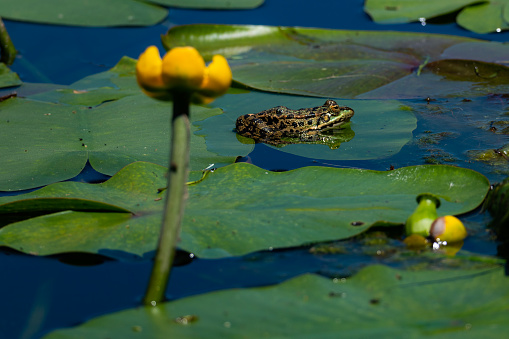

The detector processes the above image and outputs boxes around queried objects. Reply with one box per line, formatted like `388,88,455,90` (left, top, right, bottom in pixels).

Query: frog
235,100,355,148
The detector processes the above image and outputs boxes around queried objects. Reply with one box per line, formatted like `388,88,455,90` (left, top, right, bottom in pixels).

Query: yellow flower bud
161,47,206,91
429,216,467,243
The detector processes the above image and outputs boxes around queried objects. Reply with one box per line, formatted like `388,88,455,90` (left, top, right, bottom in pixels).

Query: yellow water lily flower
136,45,232,103
429,215,468,243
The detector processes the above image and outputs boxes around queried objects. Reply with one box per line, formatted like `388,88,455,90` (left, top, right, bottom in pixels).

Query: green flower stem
143,92,190,305
0,17,16,65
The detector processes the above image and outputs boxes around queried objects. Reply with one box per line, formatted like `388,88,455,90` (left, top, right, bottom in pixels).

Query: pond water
1,0,508,338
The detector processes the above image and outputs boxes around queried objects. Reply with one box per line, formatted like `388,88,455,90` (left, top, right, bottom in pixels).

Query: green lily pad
0,56,241,191
147,0,264,9
43,265,508,338
457,2,509,34
28,56,140,106
0,95,234,191
163,24,509,99
0,0,167,27
364,0,479,23
0,161,489,259
206,91,417,160
364,0,509,34
0,63,21,89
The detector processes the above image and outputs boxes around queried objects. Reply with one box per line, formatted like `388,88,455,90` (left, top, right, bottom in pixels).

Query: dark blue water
1,1,508,338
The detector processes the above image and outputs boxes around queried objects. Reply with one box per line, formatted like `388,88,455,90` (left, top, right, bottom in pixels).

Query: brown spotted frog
235,100,354,149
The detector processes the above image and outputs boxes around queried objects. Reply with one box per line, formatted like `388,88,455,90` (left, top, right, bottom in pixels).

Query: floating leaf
163,25,509,99
364,0,509,34
0,55,415,190
0,162,489,259
207,91,417,160
0,57,239,191
0,95,234,191
163,24,509,99
43,265,509,338
457,2,509,33
147,0,264,9
0,0,167,27
28,56,140,106
364,0,479,23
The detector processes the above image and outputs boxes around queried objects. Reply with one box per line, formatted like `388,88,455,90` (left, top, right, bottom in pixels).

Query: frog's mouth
319,119,352,131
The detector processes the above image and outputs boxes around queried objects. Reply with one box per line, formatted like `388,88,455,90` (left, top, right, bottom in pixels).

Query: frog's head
318,100,354,129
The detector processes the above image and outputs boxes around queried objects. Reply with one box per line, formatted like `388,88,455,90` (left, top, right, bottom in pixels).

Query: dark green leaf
163,24,509,98
425,60,509,83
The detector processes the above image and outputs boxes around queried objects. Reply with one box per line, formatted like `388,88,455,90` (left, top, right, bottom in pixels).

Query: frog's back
235,100,352,141
235,106,290,139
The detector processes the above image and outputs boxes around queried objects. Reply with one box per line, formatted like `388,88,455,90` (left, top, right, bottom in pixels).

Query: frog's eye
329,104,340,112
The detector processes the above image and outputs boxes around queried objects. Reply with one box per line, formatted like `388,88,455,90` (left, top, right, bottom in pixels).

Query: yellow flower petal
162,47,206,91
136,46,166,90
136,46,175,100
199,55,232,98
136,46,230,103
429,216,467,243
